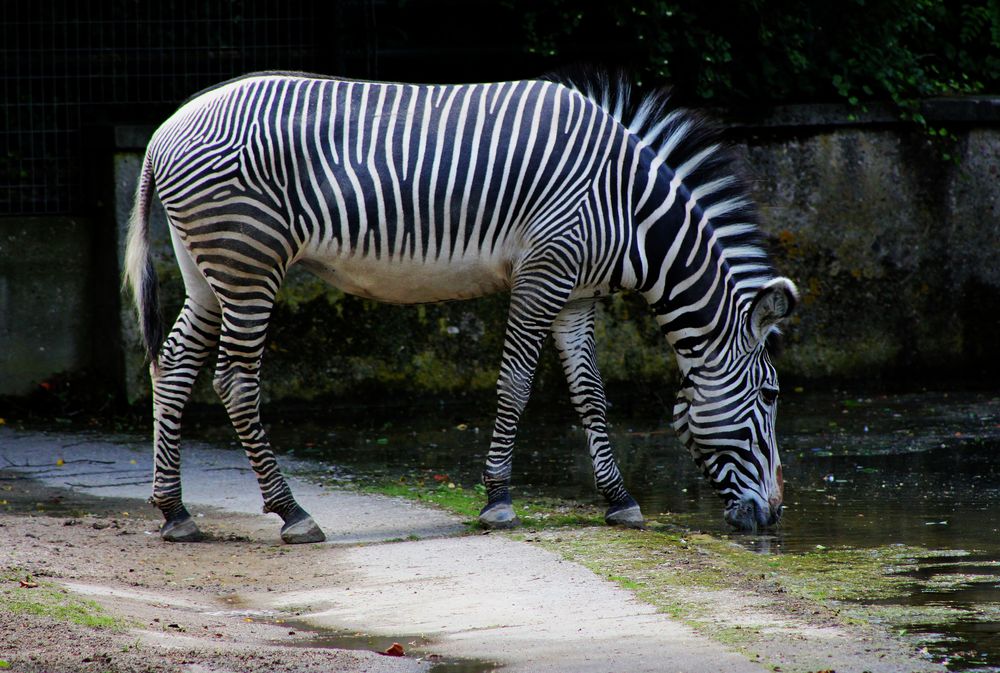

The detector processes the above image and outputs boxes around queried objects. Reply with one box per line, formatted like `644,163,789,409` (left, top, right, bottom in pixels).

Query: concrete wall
745,126,1000,379
0,218,95,396
5,101,998,403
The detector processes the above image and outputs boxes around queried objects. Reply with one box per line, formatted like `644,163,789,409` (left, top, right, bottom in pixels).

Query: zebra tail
122,152,164,364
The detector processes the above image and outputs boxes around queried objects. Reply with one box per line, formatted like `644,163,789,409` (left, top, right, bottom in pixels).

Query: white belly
298,252,511,304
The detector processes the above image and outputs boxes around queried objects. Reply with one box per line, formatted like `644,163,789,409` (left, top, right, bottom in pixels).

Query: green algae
348,471,922,612
360,478,484,521
355,474,606,529
343,473,926,607
342,474,963,671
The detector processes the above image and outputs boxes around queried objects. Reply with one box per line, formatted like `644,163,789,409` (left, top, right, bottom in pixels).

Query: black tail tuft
141,258,163,363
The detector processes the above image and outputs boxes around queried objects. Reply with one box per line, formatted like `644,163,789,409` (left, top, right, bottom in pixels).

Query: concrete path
1,427,766,673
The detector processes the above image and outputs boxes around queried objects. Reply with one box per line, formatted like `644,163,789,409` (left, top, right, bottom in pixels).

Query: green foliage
505,0,1000,114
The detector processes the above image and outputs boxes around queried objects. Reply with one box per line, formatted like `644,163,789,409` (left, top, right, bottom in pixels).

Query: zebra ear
748,278,798,343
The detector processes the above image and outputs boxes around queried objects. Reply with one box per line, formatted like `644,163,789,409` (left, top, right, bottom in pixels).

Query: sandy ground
0,477,428,673
0,428,944,672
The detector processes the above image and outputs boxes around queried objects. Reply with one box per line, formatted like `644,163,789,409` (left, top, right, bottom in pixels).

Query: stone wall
0,218,95,396
745,125,1000,380
8,101,997,403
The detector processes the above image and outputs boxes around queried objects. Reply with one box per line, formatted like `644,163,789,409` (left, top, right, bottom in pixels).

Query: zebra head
672,278,798,531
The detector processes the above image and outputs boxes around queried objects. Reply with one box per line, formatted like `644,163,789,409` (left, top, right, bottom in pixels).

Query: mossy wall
111,113,1000,404
745,125,1000,381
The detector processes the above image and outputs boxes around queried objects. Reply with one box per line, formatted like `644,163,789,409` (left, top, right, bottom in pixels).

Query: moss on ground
356,475,606,528
352,474,962,671
353,474,920,602
0,570,125,630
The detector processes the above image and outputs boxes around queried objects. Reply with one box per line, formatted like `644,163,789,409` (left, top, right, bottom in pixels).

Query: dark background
0,0,997,415
2,0,997,217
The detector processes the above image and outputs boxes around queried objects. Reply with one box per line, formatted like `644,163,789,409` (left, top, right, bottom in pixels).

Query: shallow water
252,389,1000,671
273,621,498,672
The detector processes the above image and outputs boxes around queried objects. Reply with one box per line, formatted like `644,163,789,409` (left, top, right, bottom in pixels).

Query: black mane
543,66,774,287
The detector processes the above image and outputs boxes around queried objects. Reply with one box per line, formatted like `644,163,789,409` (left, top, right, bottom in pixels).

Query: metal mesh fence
0,0,373,215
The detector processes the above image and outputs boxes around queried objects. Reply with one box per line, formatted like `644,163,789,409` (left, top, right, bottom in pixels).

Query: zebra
123,69,797,544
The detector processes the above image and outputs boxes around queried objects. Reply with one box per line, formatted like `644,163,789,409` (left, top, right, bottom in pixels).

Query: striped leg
551,301,643,528
151,297,221,541
212,297,325,544
479,252,576,528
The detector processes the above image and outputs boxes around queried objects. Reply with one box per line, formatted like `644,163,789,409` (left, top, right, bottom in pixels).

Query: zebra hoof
280,515,326,544
605,500,645,529
478,501,520,529
160,516,203,542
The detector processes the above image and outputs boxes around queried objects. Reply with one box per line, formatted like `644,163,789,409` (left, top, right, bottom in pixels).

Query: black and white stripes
124,69,797,540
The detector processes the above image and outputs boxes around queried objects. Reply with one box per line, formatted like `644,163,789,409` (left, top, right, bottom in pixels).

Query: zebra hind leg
151,298,222,541
551,301,644,528
212,304,325,544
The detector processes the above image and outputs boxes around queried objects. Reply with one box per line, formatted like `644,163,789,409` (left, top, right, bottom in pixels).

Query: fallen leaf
380,643,405,657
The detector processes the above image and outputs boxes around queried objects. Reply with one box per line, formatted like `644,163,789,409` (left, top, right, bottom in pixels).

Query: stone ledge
723,97,1000,130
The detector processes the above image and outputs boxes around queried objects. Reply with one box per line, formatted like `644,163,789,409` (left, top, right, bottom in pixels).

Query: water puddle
210,596,499,672
265,619,498,672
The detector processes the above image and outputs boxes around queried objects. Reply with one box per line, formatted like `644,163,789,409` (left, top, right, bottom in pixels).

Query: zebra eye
760,387,779,405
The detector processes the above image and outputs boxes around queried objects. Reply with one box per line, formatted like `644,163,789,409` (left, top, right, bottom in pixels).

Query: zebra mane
543,67,775,289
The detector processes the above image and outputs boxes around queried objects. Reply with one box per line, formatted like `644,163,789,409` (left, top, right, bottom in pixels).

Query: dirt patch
0,472,429,673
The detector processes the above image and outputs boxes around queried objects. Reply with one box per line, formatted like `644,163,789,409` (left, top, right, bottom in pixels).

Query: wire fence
0,0,373,215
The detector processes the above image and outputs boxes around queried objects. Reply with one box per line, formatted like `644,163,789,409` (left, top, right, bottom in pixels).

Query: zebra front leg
213,309,325,544
551,301,643,528
480,262,576,529
151,298,222,541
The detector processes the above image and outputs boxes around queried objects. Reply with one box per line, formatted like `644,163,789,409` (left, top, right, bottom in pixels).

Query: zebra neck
653,290,753,372
630,159,759,371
